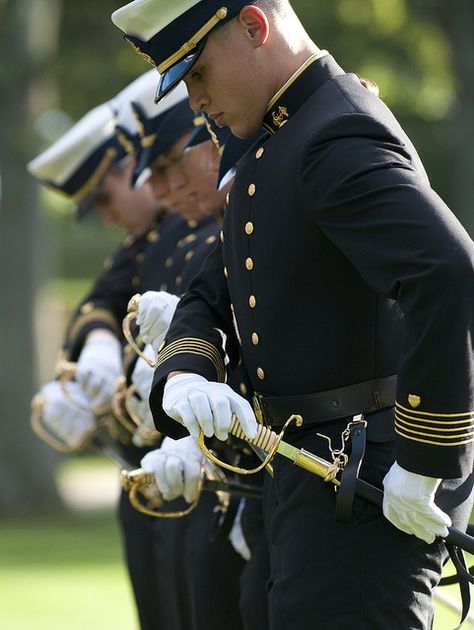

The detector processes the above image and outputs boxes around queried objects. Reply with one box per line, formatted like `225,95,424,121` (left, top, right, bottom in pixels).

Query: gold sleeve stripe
396,401,474,419
156,339,222,364
155,338,225,383
395,426,474,447
395,418,474,440
395,408,474,427
157,345,219,371
67,309,121,345
156,342,224,379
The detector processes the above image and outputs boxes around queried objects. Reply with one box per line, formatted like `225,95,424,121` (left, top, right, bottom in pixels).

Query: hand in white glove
76,330,123,409
140,436,203,503
163,373,258,441
229,498,251,561
131,345,155,402
382,461,451,544
39,381,97,447
136,291,180,352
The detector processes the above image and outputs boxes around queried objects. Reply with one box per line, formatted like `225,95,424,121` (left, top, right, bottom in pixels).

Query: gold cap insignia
272,106,289,128
408,394,421,408
127,40,157,68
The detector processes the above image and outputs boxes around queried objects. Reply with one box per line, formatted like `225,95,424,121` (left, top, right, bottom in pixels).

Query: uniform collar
261,51,345,135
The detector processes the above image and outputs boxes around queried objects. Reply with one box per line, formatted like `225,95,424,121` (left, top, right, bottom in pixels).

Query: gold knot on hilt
127,293,141,314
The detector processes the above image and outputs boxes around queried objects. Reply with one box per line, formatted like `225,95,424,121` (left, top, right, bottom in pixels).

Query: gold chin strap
197,414,303,475
121,465,206,518
122,293,158,369
157,7,229,74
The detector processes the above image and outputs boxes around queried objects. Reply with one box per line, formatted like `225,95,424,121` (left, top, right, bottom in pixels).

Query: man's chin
230,119,262,139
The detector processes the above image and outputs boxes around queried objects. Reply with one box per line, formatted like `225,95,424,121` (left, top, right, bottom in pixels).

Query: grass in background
0,452,471,630
0,510,138,630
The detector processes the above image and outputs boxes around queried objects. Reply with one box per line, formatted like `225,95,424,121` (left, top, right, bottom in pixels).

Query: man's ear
238,6,269,47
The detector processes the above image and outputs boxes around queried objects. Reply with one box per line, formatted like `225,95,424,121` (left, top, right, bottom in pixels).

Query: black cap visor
155,41,205,103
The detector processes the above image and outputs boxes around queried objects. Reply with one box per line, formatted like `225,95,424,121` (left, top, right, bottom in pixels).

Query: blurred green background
0,0,473,627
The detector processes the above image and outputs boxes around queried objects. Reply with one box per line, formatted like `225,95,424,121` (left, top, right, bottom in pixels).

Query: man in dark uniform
132,116,270,630
28,73,204,630
112,1,474,629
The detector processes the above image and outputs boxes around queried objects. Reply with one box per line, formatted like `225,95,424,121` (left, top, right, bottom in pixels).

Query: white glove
163,373,258,441
39,381,97,447
140,436,203,503
229,499,251,561
382,461,451,544
76,331,123,409
131,345,155,401
136,291,180,352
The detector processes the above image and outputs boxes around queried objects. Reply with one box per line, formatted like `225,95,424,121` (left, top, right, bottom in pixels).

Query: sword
197,414,474,555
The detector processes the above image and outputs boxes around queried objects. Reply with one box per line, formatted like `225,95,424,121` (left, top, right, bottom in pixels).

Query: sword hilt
197,414,302,475
122,293,157,368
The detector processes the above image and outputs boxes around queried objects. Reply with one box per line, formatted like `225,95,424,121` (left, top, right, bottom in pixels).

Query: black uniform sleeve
150,240,239,438
299,113,474,478
63,234,147,361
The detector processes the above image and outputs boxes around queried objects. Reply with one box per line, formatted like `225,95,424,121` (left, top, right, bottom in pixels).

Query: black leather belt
252,375,397,429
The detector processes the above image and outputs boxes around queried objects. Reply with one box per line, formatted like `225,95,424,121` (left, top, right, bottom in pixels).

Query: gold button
136,252,145,264
176,275,182,287
185,251,194,262
245,222,254,235
188,220,198,229
80,302,94,315
249,295,256,308
245,257,254,270
160,283,167,291
224,266,228,278
123,234,135,247
103,257,113,271
165,257,173,268
147,230,159,242
132,276,140,288
248,183,256,196
206,235,216,244
240,382,248,396
220,230,224,243
257,367,265,380
256,147,264,159
226,193,230,205
251,332,259,345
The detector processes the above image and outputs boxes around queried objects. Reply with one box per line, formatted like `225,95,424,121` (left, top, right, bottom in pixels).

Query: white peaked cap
112,0,200,41
27,102,116,186
112,69,159,132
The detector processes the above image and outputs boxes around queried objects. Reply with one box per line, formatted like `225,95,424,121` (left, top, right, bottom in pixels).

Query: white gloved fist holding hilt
163,373,258,441
39,381,97,447
140,436,203,503
136,291,180,352
382,461,451,544
76,330,123,409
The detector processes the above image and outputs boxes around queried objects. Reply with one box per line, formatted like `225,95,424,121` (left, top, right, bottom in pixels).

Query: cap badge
126,39,157,68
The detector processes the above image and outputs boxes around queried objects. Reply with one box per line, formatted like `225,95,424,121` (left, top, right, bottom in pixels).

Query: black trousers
184,491,245,630
118,490,192,630
240,497,271,630
263,419,473,630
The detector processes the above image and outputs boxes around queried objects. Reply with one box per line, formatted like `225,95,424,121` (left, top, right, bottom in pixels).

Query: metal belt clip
316,413,367,484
